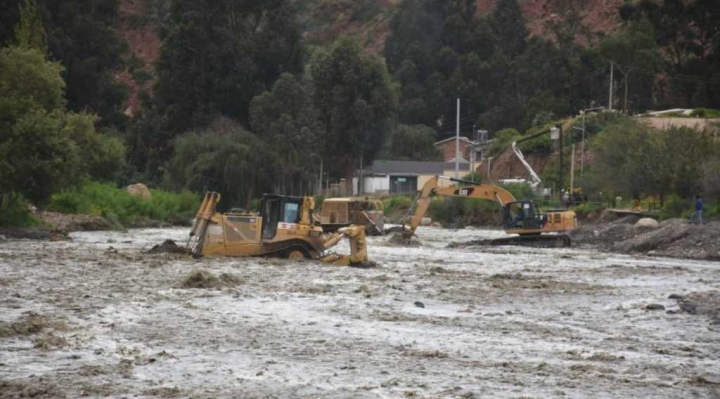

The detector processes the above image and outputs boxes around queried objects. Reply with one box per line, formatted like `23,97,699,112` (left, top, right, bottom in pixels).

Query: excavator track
490,234,571,248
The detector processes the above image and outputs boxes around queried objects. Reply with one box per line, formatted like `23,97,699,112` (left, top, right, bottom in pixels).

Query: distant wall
641,118,720,133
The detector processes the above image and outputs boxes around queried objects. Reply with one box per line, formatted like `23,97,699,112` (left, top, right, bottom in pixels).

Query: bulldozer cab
503,201,544,230
260,195,306,239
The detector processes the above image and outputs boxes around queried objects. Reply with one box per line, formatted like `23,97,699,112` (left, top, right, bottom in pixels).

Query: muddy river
1,227,719,398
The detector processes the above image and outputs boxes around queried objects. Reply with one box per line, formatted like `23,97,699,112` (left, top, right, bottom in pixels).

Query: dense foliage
2,0,720,227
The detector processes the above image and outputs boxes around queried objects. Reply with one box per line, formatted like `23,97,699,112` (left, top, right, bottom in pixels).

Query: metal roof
363,160,469,175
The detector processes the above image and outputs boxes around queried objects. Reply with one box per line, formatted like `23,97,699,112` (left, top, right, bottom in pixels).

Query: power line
624,66,720,85
435,67,606,139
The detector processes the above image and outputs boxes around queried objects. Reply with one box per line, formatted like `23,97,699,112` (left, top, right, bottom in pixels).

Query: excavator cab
260,195,304,239
503,201,544,231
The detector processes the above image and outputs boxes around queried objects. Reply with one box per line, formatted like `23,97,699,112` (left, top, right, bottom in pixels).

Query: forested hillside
1,0,720,223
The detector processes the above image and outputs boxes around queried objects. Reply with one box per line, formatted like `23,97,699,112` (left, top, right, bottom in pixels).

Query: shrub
690,108,720,118
383,195,413,214
0,195,42,227
660,195,692,220
488,128,521,158
48,182,201,225
503,183,536,201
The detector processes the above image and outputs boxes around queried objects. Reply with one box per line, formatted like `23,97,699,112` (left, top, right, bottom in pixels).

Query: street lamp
550,125,562,201
579,106,605,178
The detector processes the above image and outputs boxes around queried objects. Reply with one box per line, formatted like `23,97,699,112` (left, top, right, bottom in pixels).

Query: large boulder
634,218,660,230
126,183,152,200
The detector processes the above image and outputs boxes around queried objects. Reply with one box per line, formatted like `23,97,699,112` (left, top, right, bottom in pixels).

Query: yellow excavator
186,192,371,266
401,176,577,247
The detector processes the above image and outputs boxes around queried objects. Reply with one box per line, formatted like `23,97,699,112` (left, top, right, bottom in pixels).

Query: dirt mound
0,312,46,337
615,214,641,225
675,291,720,323
0,380,61,399
385,233,422,247
180,270,243,289
571,219,720,260
447,239,494,248
0,227,57,240
39,211,117,233
146,240,188,255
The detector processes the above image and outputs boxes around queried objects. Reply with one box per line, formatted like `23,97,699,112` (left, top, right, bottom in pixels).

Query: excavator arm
187,191,221,256
402,176,515,237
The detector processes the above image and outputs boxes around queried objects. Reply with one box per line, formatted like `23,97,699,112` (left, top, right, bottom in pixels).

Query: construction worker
689,195,704,224
562,190,570,209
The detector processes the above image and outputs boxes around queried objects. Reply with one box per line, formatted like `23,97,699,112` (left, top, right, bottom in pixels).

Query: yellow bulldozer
317,197,385,235
401,176,577,247
186,192,371,266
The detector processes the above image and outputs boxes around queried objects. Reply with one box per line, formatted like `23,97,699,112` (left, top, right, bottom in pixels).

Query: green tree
249,73,321,195
39,0,128,128
488,128,521,158
0,47,83,207
14,0,46,52
489,0,527,57
311,38,397,189
62,112,125,182
390,124,442,161
598,21,660,112
168,118,270,209
384,0,445,126
590,120,712,204
155,0,304,132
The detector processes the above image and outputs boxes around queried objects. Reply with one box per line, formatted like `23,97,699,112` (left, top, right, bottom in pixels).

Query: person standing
690,195,704,224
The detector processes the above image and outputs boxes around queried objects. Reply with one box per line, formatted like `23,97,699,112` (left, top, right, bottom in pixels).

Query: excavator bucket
319,225,372,267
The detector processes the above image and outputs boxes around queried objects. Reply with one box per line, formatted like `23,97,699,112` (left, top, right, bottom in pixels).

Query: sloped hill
116,0,628,114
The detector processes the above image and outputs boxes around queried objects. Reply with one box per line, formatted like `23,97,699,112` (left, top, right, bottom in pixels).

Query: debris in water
644,304,665,311
34,332,68,350
147,240,189,255
675,290,720,322
180,270,243,289
0,312,46,337
350,261,380,269
387,233,422,247
414,301,425,308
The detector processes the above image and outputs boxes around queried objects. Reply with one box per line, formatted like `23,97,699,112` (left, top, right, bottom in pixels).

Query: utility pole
608,61,614,111
570,142,575,195
487,157,493,181
318,159,323,195
579,106,605,180
359,156,363,196
581,111,586,178
554,125,563,202
455,98,460,179
471,124,476,179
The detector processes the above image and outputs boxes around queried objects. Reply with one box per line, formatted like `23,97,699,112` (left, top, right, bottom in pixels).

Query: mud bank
570,218,720,261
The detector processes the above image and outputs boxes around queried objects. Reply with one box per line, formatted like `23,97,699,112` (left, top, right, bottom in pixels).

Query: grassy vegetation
690,108,720,118
382,195,414,215
0,196,43,227
48,182,200,226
